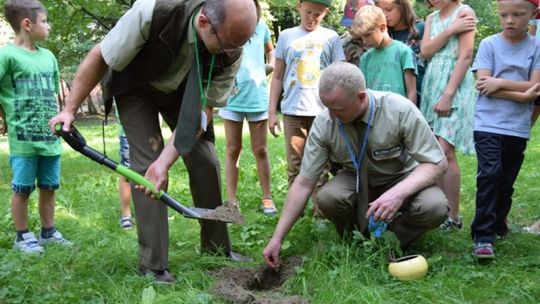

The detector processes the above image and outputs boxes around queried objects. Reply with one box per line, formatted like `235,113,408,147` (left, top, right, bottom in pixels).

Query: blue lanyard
338,92,374,193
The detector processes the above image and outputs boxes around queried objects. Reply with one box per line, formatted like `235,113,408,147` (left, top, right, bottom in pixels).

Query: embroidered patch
372,145,402,159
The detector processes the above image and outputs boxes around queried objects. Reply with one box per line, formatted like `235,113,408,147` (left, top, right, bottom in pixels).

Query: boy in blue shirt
0,0,71,253
471,0,540,259
268,0,344,214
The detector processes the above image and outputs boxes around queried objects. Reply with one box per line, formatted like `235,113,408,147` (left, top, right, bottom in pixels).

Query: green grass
1,117,540,303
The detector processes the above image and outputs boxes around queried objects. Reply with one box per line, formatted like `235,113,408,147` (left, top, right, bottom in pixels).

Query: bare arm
432,21,475,117
493,84,540,103
420,10,476,60
49,44,108,132
268,58,286,138
476,70,540,102
443,23,475,98
366,159,448,222
265,40,275,75
404,69,417,105
0,105,6,135
204,106,213,126
263,175,316,268
477,70,540,95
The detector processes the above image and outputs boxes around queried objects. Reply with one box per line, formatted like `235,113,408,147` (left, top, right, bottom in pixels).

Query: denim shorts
119,135,130,167
9,155,61,194
218,108,268,122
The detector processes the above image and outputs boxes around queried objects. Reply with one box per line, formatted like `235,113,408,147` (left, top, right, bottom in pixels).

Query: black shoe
228,251,253,262
140,266,176,284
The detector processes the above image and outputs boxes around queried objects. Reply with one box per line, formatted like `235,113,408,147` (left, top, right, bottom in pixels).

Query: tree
40,0,129,78
0,0,499,79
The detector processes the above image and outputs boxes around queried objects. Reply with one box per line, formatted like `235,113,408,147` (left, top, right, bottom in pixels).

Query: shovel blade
185,205,245,225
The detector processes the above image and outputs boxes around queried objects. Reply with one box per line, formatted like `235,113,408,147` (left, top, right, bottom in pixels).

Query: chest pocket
371,144,403,161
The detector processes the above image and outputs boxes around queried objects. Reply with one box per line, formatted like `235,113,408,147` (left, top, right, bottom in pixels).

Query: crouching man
263,62,448,268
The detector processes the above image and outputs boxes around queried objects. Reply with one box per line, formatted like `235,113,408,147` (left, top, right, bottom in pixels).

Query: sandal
261,198,278,216
472,242,495,260
120,216,133,230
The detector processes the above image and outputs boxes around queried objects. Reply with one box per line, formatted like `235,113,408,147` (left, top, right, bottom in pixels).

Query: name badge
372,145,402,160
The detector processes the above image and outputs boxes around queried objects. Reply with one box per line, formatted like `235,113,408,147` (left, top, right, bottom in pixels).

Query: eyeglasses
204,13,243,54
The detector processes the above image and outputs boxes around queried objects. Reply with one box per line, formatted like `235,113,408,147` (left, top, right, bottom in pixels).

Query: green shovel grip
116,165,164,199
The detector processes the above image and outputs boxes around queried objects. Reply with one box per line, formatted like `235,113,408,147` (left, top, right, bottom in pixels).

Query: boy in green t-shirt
351,5,417,104
0,0,71,253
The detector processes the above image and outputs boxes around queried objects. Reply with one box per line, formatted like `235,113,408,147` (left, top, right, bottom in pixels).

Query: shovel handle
55,124,86,152
55,124,202,219
115,164,164,199
115,165,201,218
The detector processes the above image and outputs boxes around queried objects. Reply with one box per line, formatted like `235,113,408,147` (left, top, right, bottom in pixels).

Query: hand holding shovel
55,124,245,224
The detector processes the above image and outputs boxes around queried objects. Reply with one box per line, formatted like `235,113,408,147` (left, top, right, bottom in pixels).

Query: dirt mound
210,256,309,304
204,204,245,224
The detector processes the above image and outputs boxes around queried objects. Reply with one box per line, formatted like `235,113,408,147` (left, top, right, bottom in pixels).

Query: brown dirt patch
203,204,245,224
210,256,309,304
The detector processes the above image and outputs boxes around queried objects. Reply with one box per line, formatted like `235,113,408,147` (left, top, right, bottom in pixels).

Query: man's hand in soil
263,238,282,269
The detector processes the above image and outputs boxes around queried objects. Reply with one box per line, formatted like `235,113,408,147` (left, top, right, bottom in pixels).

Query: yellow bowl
388,255,428,281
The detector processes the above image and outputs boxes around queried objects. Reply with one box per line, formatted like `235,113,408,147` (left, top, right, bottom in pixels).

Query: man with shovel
50,0,257,283
263,62,449,268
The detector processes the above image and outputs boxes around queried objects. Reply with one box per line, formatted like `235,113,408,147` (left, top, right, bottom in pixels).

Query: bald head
319,62,368,123
319,62,366,101
203,0,257,50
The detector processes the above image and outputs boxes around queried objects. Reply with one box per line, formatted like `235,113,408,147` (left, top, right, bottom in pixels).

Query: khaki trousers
283,114,328,214
282,115,316,187
317,170,448,247
116,85,230,271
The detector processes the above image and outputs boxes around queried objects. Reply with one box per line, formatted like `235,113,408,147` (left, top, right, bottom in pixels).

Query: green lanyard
192,16,215,107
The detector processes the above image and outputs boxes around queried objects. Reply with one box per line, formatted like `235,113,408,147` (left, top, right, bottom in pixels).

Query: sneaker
440,216,463,231
120,216,133,230
13,232,44,253
523,225,540,235
38,231,73,246
472,242,495,260
525,219,540,234
261,198,278,216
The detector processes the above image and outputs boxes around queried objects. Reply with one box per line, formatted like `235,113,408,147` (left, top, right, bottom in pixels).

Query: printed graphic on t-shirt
290,39,326,88
12,72,58,142
364,51,402,92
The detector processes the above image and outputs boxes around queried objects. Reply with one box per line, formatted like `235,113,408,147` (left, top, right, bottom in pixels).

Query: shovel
55,124,244,224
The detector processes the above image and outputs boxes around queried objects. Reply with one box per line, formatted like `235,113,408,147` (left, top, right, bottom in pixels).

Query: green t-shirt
359,40,416,98
0,44,62,156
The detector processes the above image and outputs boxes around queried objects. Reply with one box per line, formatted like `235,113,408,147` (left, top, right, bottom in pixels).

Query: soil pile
203,203,245,224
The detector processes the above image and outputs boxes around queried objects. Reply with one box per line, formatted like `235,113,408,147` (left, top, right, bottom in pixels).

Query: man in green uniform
50,0,257,282
263,62,448,268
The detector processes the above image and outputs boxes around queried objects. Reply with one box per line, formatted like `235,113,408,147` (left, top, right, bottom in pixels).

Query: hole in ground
210,256,309,303
247,267,282,291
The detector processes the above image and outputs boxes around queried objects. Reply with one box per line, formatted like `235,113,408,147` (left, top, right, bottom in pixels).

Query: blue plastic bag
368,214,387,238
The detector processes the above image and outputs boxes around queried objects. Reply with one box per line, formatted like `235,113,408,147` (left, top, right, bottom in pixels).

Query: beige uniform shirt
100,0,239,108
300,90,444,187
